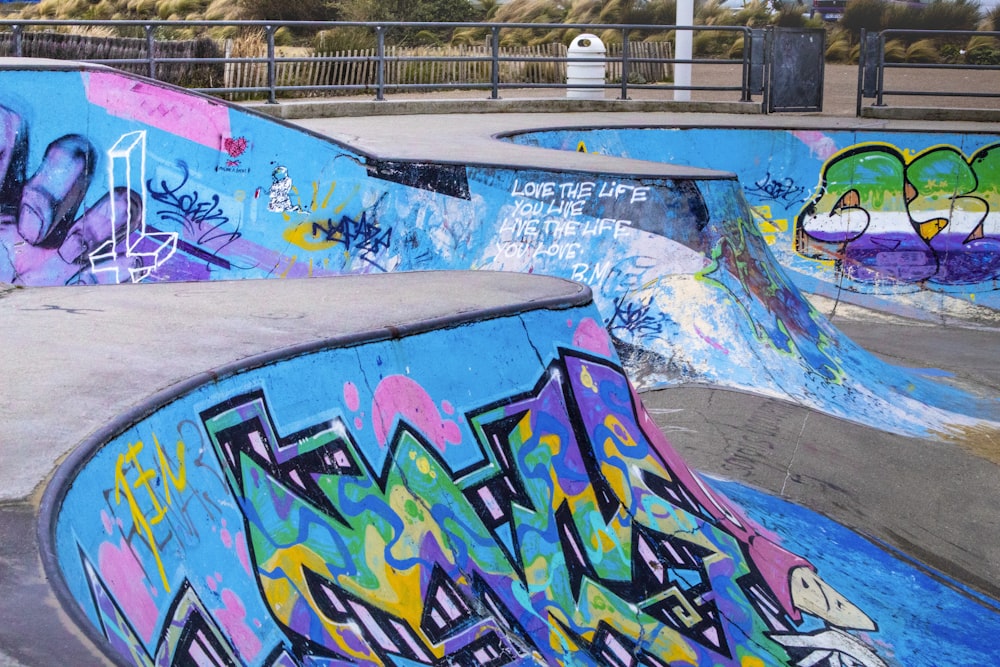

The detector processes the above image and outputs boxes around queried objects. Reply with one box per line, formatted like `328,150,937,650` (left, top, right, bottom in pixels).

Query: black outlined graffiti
146,161,241,269
309,194,393,270
796,142,1000,287
183,352,886,666
746,171,808,204
607,293,666,336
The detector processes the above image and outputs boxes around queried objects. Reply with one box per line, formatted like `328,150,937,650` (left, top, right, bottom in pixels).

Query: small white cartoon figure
267,166,302,213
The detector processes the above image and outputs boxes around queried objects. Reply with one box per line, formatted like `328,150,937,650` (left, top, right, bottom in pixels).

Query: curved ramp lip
1,58,736,183
0,57,116,72
35,273,591,666
493,118,994,138
375,152,738,181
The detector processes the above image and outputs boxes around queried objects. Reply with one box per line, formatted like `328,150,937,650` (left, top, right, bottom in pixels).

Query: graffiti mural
504,127,1000,311
3,64,996,441
0,70,380,285
796,143,1000,287
51,304,899,666
49,303,1000,666
497,126,999,437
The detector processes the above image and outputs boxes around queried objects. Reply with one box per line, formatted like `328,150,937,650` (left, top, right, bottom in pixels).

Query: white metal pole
675,0,694,101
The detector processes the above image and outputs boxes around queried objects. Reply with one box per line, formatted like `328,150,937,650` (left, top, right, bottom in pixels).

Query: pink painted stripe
84,71,230,151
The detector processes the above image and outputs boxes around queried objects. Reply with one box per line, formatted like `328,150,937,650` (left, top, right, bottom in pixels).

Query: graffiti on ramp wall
51,307,890,666
507,127,1000,310
796,142,1000,287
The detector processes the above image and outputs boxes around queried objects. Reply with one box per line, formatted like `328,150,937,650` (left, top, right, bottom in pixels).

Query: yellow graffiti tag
284,222,336,252
279,255,298,278
282,181,361,251
113,433,187,592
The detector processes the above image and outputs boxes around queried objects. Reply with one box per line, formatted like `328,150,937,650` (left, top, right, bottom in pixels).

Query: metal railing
0,19,755,104
857,28,1000,113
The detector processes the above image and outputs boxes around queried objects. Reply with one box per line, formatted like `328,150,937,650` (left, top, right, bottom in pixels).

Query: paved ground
289,109,999,168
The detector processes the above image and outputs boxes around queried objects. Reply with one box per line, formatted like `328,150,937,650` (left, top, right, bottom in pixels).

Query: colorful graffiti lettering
62,349,885,666
796,142,1000,286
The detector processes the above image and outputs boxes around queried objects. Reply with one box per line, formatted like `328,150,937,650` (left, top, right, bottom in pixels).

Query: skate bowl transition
29,267,1000,667
38,272,945,667
503,124,1000,319
0,59,998,665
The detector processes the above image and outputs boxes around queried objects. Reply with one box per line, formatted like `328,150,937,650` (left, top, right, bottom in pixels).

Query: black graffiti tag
311,208,392,270
746,171,807,204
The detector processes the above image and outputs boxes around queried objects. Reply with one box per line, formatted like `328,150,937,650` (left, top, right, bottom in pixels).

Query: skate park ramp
502,123,1000,321
0,59,998,665
1,60,995,441
24,271,1000,667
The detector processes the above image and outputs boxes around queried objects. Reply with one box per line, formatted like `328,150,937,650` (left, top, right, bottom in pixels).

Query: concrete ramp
27,271,997,667
504,124,1000,321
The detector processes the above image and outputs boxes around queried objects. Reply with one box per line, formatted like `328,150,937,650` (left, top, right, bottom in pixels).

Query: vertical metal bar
620,28,630,100
490,26,500,99
145,24,156,80
375,26,385,101
266,25,277,104
749,28,765,96
762,26,772,113
740,27,751,102
13,24,22,57
875,31,886,107
856,28,865,117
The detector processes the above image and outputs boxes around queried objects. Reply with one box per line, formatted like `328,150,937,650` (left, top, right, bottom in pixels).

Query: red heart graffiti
224,137,248,158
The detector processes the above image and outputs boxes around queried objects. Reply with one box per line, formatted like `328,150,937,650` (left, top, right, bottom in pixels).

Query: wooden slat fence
0,31,222,86
608,41,673,83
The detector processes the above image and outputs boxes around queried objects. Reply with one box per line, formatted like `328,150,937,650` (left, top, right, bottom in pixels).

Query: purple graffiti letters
797,143,1000,287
